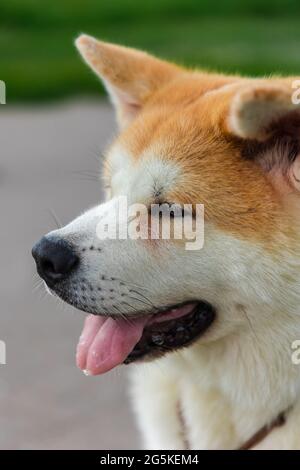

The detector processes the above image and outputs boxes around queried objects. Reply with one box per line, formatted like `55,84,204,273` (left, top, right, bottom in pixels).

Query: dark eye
160,203,185,218
169,206,185,218
150,203,186,219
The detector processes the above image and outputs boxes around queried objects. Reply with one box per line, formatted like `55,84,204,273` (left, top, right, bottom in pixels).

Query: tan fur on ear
224,82,300,195
75,34,180,127
228,84,300,141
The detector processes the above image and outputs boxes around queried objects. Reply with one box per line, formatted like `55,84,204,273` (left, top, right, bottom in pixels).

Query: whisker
128,289,157,309
240,307,259,343
70,170,101,182
112,304,135,326
119,300,143,316
87,146,108,165
112,277,152,293
128,294,155,311
47,207,62,229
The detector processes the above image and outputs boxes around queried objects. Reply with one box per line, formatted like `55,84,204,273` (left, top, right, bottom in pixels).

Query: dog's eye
169,206,185,218
151,203,186,218
167,203,186,218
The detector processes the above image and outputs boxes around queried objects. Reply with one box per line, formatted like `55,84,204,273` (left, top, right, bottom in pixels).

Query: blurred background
2,0,300,102
1,0,300,450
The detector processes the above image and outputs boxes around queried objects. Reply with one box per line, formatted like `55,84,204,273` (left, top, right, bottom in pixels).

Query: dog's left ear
75,34,180,128
227,83,300,193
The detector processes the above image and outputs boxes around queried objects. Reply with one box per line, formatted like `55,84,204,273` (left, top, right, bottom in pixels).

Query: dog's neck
132,238,300,449
183,298,300,445
158,269,300,448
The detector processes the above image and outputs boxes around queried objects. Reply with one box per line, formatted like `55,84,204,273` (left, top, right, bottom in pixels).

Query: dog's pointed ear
226,83,300,193
228,84,299,141
75,34,180,128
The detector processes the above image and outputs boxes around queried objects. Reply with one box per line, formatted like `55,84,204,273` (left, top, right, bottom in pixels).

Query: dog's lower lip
124,300,216,364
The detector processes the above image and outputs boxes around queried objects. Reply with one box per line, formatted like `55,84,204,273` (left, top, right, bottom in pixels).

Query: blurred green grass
2,0,300,102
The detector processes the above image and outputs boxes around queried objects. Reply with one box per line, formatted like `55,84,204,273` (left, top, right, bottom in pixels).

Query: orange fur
76,35,300,249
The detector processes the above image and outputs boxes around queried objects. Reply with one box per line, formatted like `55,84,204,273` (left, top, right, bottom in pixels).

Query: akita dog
32,34,300,449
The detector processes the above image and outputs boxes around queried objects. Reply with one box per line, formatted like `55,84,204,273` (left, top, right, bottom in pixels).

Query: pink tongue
76,314,148,375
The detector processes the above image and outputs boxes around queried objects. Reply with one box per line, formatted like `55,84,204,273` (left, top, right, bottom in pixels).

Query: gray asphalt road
0,101,140,449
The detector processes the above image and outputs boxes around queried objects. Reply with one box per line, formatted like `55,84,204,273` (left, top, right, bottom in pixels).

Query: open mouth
76,301,216,375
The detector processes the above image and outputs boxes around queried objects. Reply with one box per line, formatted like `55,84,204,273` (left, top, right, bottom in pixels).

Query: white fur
129,228,300,449
47,149,300,449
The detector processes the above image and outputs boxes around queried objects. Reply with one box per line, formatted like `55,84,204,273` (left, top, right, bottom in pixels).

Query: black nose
32,237,79,286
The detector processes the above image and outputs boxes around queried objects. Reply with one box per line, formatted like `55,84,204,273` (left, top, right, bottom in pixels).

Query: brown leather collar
177,399,291,450
238,408,291,450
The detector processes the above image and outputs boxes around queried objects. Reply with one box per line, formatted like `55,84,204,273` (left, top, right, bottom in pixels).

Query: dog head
32,35,300,375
